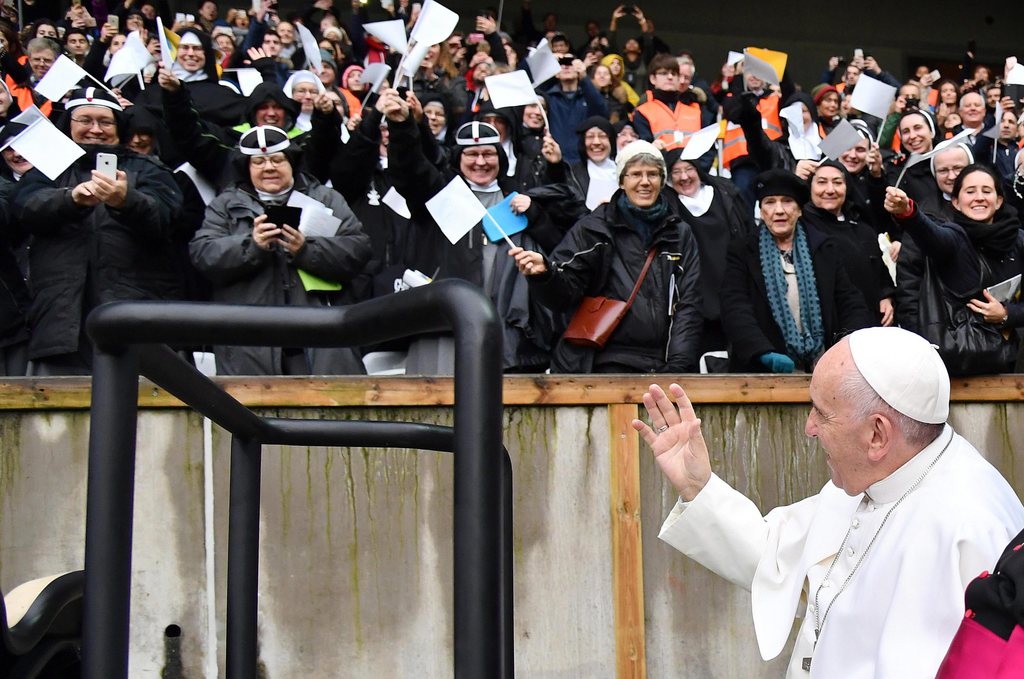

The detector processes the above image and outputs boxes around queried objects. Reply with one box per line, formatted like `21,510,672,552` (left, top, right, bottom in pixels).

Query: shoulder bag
562,248,657,349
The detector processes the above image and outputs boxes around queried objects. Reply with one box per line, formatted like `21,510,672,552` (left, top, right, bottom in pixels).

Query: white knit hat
847,327,950,424
615,139,665,182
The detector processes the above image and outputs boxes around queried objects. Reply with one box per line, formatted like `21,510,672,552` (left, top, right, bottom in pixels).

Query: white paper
225,68,263,96
287,191,342,238
849,74,897,120
4,106,84,180
34,55,88,101
360,62,391,89
484,70,538,110
296,22,322,73
175,162,215,205
585,173,616,210
1007,63,1024,86
400,40,431,82
382,186,411,219
525,38,559,86
409,0,459,46
363,19,408,54
105,30,154,82
986,274,1021,306
779,102,821,161
156,16,174,70
726,50,744,66
425,177,486,245
818,119,864,160
680,123,721,161
742,50,779,86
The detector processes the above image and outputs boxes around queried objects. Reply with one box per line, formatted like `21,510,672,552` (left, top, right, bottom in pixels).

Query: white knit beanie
615,139,665,182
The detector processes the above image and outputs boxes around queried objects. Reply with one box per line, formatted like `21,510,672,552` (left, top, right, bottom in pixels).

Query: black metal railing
82,280,511,678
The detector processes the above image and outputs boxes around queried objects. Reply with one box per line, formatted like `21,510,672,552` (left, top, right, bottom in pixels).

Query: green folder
297,269,342,292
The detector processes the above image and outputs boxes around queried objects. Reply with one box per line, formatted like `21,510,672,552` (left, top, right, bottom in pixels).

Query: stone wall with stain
0,403,1021,677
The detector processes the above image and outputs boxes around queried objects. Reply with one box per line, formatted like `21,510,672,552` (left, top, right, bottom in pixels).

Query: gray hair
26,37,59,56
837,363,944,449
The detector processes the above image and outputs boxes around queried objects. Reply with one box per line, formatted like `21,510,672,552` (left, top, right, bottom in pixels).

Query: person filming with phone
12,87,184,376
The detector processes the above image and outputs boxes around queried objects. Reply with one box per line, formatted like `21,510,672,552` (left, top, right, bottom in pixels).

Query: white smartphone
185,13,195,23
175,11,185,23
853,48,864,61
96,152,117,179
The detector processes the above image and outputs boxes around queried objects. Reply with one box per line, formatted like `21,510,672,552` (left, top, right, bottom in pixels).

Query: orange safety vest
633,95,702,151
721,93,783,168
5,73,52,118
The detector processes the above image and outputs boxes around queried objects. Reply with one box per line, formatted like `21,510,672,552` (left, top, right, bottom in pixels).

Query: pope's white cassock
659,424,1024,678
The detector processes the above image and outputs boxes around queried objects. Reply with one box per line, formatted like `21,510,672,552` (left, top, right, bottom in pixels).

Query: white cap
847,327,949,424
615,139,665,182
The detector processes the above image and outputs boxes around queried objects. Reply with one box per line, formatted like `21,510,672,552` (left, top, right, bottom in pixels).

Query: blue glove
759,352,795,374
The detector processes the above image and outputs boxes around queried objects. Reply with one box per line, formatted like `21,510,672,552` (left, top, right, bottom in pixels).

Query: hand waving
632,383,712,501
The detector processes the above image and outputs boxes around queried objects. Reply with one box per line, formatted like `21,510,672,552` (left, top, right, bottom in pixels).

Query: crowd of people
0,0,1021,376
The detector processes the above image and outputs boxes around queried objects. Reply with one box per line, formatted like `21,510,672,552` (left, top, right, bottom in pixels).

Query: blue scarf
617,193,669,246
758,223,824,365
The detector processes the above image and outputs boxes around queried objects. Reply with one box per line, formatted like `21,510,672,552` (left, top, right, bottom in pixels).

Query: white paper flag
726,50,744,66
156,16,174,70
105,30,154,82
849,75,897,120
525,39,559,86
817,119,864,160
896,128,974,186
779,102,821,160
680,123,722,161
223,68,263,96
742,50,779,86
296,23,322,73
409,0,459,46
484,70,538,110
425,177,486,245
1,106,84,180
34,55,89,101
175,162,216,205
363,19,408,54
1007,63,1024,86
382,186,411,219
399,40,431,83
360,62,391,89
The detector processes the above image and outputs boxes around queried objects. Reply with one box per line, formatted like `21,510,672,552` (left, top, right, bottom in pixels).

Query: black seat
0,571,83,679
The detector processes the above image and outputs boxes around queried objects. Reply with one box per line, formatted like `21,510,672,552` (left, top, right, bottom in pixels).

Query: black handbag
917,256,1019,376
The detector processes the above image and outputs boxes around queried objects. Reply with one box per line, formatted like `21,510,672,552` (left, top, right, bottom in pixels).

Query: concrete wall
1,402,1022,677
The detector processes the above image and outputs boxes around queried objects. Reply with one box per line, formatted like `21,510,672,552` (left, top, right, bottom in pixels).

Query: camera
904,96,920,109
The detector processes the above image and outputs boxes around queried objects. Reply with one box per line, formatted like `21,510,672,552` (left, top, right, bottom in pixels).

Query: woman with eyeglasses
189,126,372,375
885,165,1024,374
511,140,703,373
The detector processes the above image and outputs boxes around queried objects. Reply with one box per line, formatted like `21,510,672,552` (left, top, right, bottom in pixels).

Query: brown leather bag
562,249,657,349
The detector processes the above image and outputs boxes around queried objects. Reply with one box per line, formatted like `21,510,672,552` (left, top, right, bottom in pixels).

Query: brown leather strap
623,248,657,311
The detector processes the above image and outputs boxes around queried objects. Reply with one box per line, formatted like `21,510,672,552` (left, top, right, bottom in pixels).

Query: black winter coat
720,225,874,372
0,176,29,348
14,146,184,360
528,192,703,373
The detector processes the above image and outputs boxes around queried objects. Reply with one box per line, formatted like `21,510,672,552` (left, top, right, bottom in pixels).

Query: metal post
225,435,263,679
80,349,140,679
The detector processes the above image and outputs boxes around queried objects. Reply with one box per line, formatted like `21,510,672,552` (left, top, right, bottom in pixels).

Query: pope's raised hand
632,383,712,501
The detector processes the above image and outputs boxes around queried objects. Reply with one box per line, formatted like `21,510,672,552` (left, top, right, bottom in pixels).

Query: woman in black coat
511,141,703,373
720,170,873,373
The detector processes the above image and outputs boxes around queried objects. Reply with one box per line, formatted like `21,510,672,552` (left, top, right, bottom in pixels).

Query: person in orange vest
7,38,57,119
632,53,712,166
720,68,788,205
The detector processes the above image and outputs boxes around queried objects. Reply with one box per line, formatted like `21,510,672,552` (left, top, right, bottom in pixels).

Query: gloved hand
722,91,760,127
759,351,795,373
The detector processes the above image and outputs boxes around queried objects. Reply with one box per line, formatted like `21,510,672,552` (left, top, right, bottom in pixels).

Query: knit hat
847,326,950,424
811,84,838,105
341,64,363,88
615,139,664,181
754,168,810,204
238,125,290,156
319,49,338,73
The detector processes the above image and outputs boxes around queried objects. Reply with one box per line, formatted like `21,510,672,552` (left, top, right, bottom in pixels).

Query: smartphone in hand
96,152,117,180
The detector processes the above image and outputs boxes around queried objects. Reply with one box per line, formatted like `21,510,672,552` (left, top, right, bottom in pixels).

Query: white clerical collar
468,179,501,193
866,424,952,504
679,184,714,216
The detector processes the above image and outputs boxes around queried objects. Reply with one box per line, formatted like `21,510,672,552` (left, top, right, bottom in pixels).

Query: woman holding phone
189,126,372,375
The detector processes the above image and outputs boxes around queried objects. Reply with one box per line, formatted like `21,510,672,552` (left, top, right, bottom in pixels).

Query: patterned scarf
758,223,824,365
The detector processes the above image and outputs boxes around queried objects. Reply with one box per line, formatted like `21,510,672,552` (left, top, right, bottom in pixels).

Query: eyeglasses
623,170,661,182
70,116,116,129
463,150,498,162
935,165,966,176
250,154,288,167
670,166,697,178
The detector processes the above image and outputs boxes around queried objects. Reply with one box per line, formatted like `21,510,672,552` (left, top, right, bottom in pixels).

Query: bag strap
623,248,658,311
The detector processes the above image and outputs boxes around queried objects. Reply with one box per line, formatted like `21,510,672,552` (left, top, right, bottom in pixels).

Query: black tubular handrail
81,280,509,679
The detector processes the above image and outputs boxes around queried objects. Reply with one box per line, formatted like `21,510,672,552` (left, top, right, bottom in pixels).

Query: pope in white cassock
634,326,1024,678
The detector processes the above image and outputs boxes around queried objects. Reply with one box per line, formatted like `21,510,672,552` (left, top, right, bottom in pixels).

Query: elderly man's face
805,340,876,495
69,105,119,145
958,92,986,128
28,48,56,80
